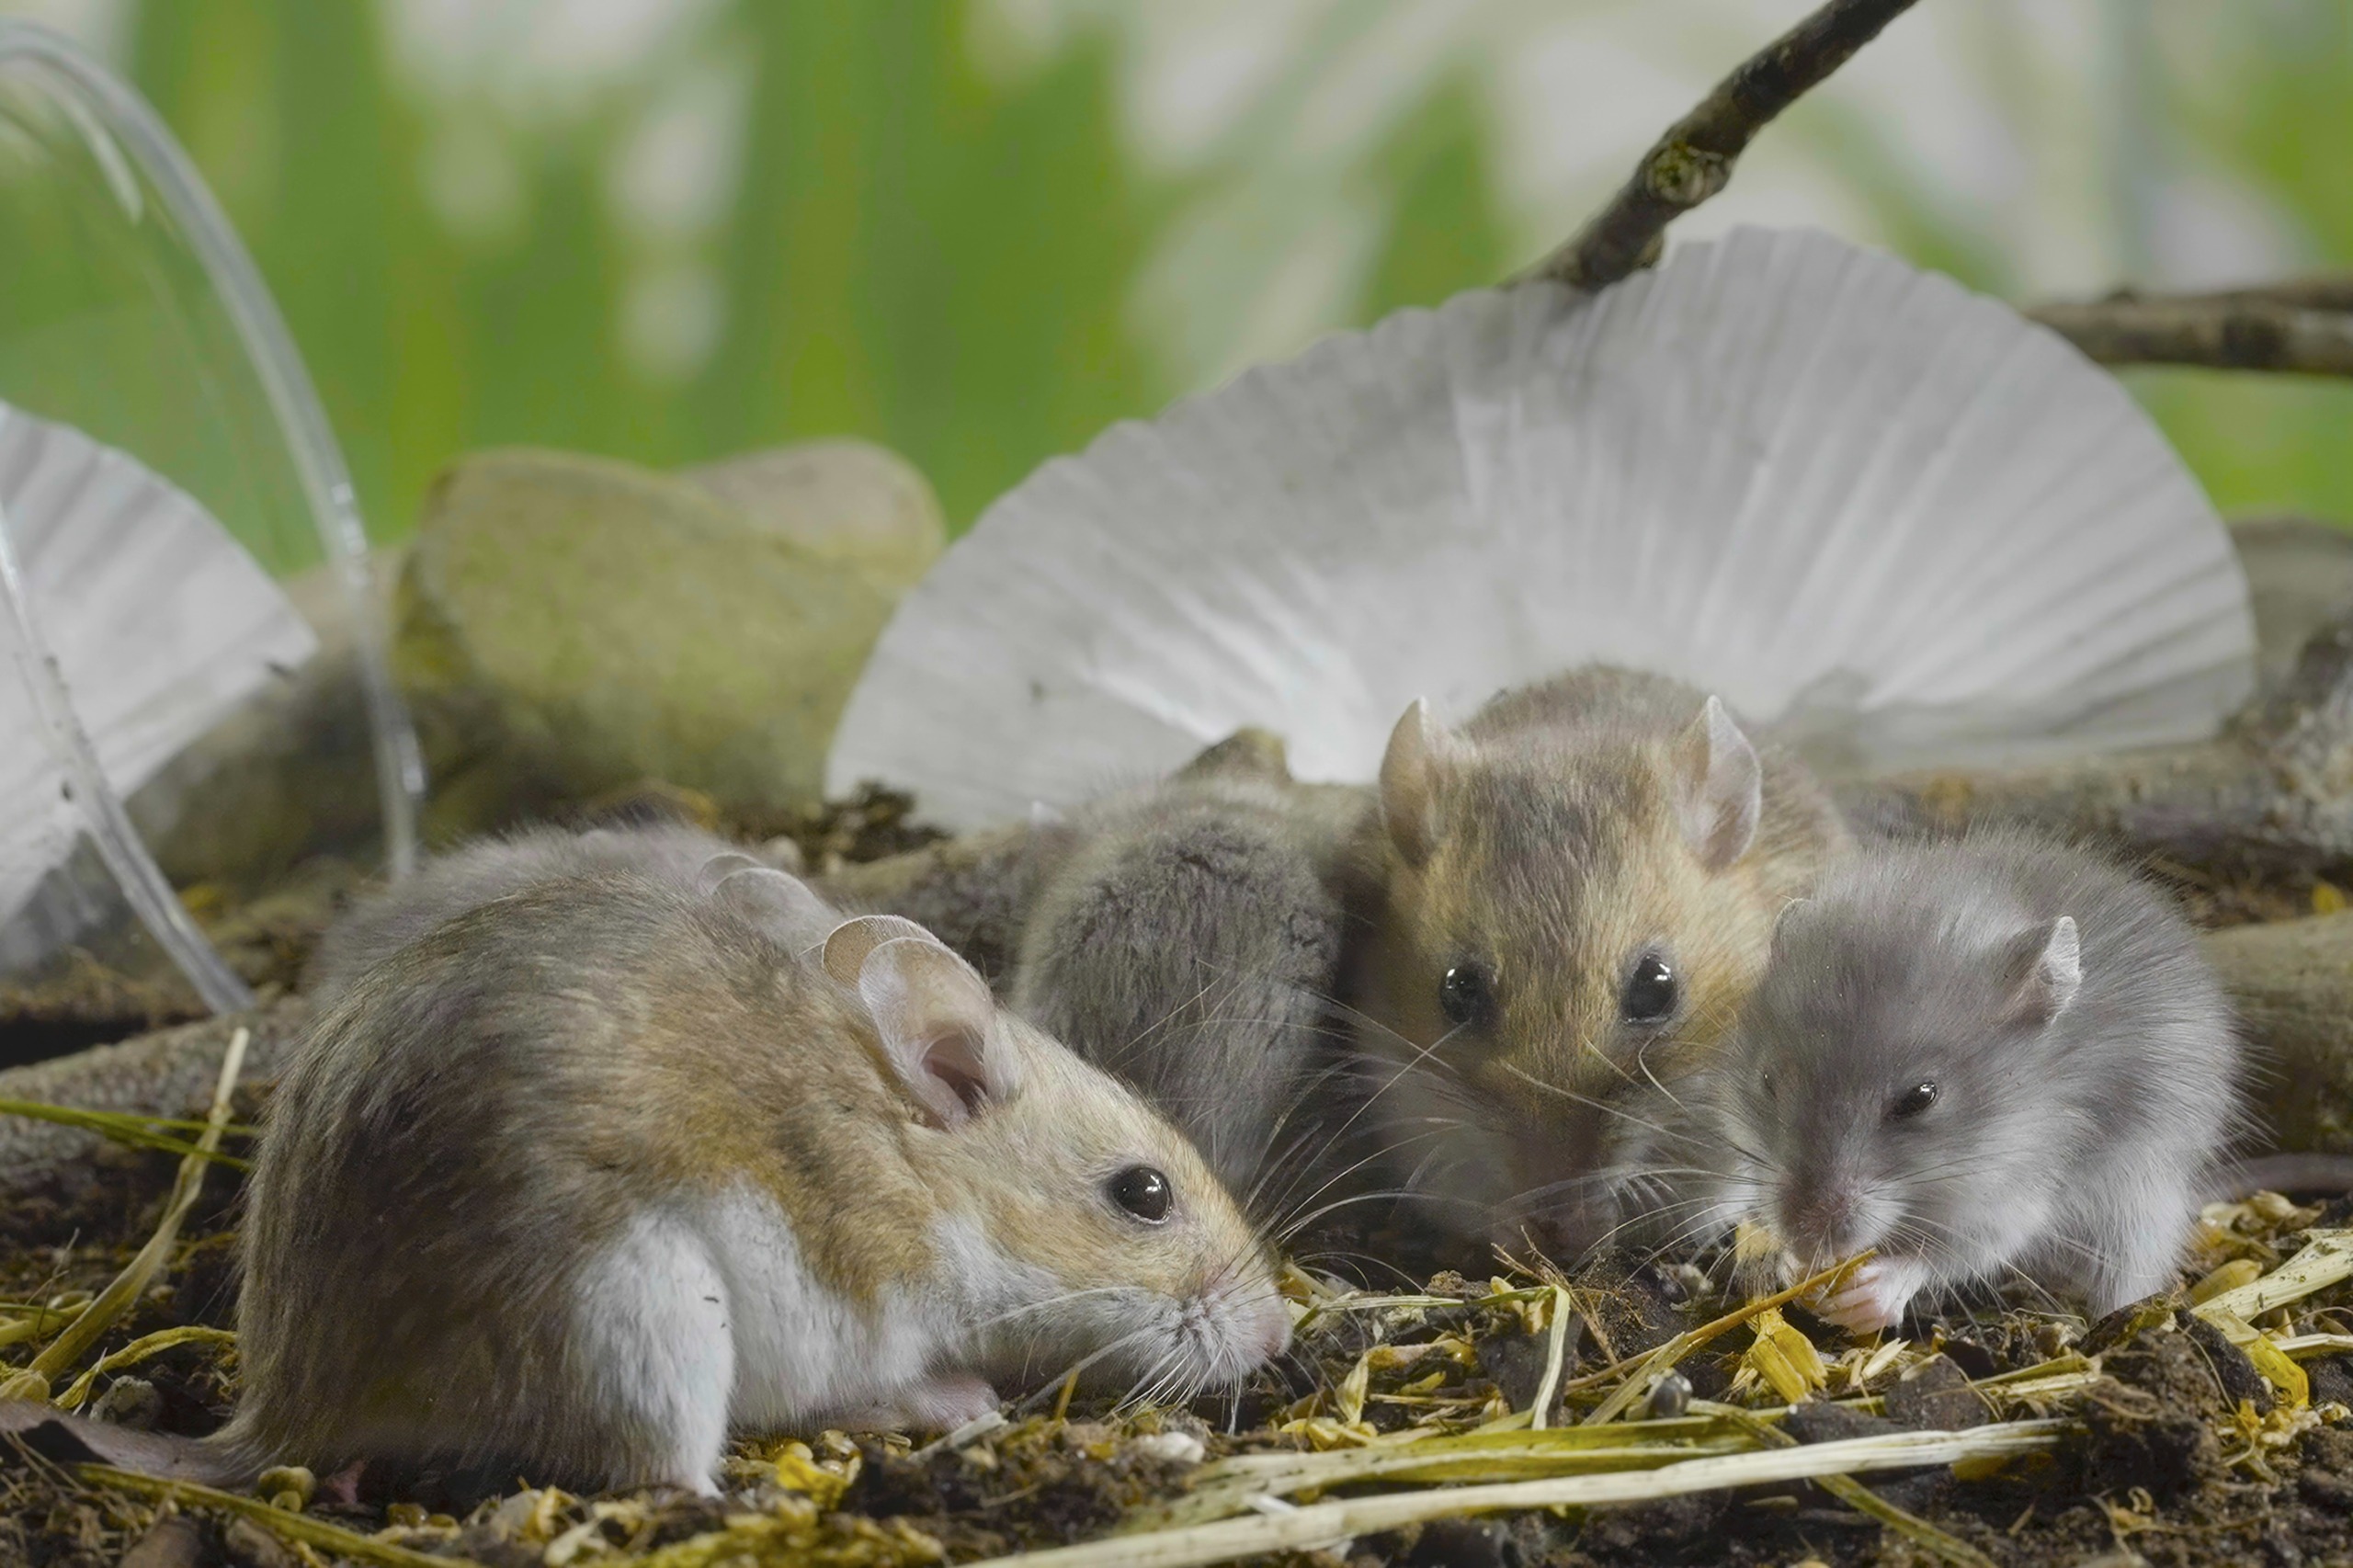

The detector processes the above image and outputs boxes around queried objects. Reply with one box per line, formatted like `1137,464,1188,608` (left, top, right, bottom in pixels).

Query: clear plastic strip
0,25,426,1014
0,505,254,1012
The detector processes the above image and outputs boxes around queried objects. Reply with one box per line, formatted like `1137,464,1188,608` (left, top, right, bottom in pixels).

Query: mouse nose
1212,1266,1294,1366
1506,1190,1620,1265
1250,1295,1293,1361
1780,1178,1857,1256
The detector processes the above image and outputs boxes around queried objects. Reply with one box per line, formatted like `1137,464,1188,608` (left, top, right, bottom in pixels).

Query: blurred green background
5,0,2350,541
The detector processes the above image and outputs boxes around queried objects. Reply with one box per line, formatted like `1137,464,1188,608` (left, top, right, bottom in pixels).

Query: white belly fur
693,1183,954,1430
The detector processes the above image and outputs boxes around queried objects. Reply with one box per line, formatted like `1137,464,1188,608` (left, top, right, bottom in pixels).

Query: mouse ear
1381,699,1451,866
821,914,937,986
856,935,1017,1127
1177,726,1293,785
695,850,766,892
1672,696,1762,872
710,866,834,944
2002,915,2083,1025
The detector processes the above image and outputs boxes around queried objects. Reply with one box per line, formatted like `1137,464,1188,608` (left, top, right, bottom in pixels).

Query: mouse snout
1199,1258,1292,1370
1241,1288,1292,1362
1505,1188,1620,1266
1778,1175,1863,1261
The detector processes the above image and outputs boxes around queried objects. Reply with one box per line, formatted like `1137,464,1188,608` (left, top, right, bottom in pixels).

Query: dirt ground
3,792,2349,1568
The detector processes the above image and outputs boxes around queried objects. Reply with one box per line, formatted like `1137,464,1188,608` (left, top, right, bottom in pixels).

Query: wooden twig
1529,0,1924,290
1840,598,2353,879
2029,285,2353,378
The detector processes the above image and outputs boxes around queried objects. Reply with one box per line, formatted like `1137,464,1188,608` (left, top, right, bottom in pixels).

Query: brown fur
1344,666,1848,1252
228,869,1276,1483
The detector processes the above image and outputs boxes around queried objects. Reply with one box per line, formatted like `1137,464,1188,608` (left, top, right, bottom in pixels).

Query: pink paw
1811,1259,1924,1335
833,1373,1001,1435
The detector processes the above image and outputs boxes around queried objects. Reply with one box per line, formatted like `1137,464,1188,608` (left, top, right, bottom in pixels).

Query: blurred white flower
619,256,722,382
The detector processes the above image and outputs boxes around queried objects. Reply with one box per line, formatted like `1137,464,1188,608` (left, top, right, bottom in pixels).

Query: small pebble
117,1515,202,1568
222,1517,298,1568
1131,1431,1206,1466
91,1375,163,1430
1644,1369,1692,1420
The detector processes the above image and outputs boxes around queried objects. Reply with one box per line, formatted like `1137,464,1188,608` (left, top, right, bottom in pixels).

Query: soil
3,790,2350,1567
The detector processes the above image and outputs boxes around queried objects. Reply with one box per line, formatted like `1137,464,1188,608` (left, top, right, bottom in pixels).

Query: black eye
1438,962,1496,1028
1107,1165,1172,1222
1889,1082,1938,1121
1620,953,1677,1024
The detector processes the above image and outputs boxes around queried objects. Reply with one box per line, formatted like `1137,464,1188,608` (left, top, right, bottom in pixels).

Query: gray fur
1701,826,2245,1318
1012,741,1358,1213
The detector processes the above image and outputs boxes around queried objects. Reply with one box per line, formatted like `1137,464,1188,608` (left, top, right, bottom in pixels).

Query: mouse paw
835,1373,1002,1435
1812,1258,1925,1335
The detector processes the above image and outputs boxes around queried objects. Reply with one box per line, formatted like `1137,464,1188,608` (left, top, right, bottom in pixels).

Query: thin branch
2029,284,2353,377
1529,0,1924,290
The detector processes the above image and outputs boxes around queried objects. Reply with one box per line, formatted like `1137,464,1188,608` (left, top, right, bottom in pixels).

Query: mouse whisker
1259,1124,1464,1235
1492,1061,1687,1145
1286,1247,1424,1290
967,1284,1146,1335
1269,1187,1465,1244
1574,1192,1739,1275
1013,1324,1165,1414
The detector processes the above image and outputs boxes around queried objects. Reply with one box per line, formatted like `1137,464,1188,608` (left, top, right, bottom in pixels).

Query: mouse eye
1438,962,1496,1029
1888,1081,1938,1121
1620,953,1678,1024
1106,1165,1172,1223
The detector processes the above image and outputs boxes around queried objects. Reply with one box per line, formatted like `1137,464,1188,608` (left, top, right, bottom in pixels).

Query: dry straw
961,1422,2066,1568
0,1026,247,1401
78,1465,483,1568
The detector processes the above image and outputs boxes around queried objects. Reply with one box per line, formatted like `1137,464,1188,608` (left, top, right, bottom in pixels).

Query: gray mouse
226,861,1289,1492
1697,826,2244,1331
1011,730,1359,1214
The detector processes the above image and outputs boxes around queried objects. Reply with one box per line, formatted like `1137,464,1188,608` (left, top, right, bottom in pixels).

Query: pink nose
1248,1292,1293,1361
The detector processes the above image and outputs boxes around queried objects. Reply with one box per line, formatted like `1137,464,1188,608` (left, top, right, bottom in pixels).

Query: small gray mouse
1699,826,2244,1331
1011,731,1358,1212
224,862,1288,1492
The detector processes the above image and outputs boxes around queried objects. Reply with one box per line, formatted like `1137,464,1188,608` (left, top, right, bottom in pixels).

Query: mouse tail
2211,1152,2353,1201
824,226,2254,828
0,1396,264,1488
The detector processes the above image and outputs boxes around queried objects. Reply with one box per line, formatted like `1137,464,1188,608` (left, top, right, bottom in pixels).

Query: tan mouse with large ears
218,849,1287,1494
1342,665,1849,1261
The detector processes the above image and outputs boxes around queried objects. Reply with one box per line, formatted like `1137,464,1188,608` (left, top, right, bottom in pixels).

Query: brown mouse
219,860,1289,1493
1344,665,1848,1259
